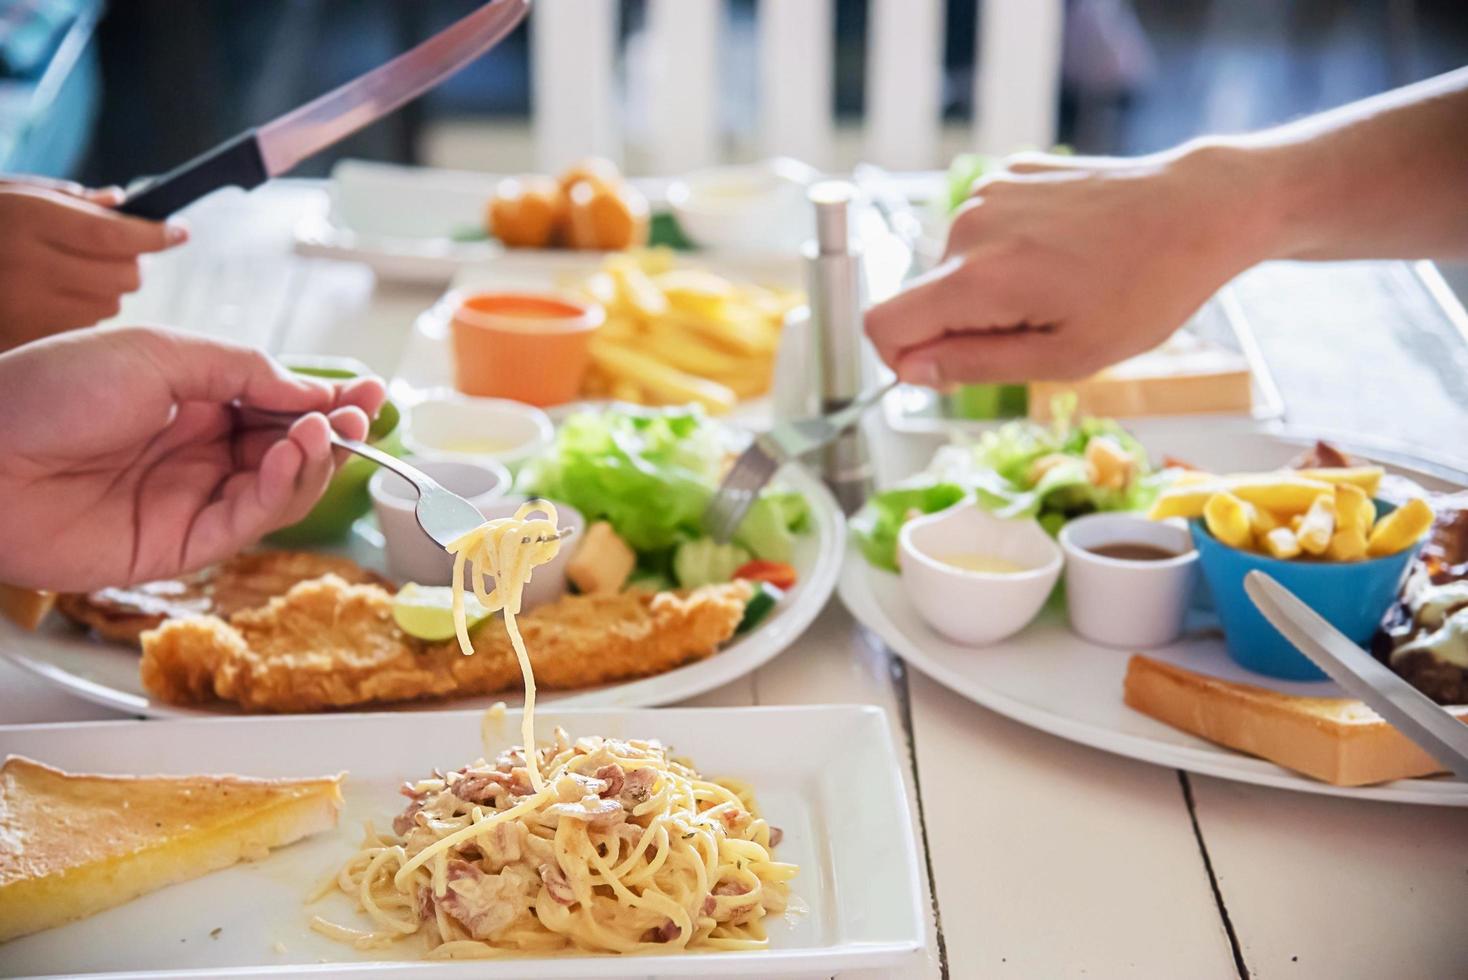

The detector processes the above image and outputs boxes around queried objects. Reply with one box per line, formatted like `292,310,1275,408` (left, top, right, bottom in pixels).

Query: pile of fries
1148,465,1433,561
570,250,803,414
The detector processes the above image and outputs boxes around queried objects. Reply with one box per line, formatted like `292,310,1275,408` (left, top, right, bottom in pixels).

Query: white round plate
2,468,843,719
841,417,1468,806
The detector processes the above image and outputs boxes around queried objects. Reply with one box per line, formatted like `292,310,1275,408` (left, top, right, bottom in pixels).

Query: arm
865,68,1468,386
1240,66,1468,261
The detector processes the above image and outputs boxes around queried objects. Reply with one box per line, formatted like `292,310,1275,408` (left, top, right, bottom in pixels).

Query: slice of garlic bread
0,755,342,942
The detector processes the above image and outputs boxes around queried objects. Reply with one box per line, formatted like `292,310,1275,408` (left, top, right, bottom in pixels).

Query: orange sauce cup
449,292,604,406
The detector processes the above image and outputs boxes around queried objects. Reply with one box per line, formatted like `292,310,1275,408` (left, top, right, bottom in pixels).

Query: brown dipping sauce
1087,542,1183,562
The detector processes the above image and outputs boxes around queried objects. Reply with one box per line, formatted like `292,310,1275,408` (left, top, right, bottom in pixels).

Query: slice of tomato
733,560,797,591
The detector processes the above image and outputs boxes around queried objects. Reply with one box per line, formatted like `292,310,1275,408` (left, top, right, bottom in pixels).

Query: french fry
1366,497,1433,557
1296,495,1336,555
677,309,778,356
596,314,641,343
1149,474,1334,520
645,321,748,377
1326,527,1368,562
1203,492,1255,550
588,339,737,414
1263,526,1302,559
1249,504,1282,537
575,253,793,408
652,269,735,319
1295,466,1384,497
1227,475,1336,514
1332,483,1375,539
1148,484,1228,520
607,258,669,318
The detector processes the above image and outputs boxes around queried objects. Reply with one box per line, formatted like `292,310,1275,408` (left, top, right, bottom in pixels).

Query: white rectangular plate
0,706,923,978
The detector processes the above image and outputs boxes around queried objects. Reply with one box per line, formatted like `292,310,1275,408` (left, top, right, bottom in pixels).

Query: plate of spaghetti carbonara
311,725,794,956
310,500,798,959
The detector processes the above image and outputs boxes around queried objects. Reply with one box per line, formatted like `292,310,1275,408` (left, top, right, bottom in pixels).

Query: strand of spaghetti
502,606,540,793
446,501,561,793
608,819,660,879
449,546,471,656
581,845,689,933
308,915,395,945
393,791,548,887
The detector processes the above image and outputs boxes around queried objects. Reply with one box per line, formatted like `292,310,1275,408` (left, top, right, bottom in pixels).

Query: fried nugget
57,552,392,645
140,575,752,712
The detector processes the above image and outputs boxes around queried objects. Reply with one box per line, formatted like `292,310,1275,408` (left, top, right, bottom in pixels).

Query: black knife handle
117,130,269,220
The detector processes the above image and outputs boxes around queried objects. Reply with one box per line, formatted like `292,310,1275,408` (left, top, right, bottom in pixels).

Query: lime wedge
393,583,493,642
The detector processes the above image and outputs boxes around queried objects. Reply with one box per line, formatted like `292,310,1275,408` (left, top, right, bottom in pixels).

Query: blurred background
3,0,1464,185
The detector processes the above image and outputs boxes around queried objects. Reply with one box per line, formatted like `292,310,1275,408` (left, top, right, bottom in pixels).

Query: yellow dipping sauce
938,554,1028,574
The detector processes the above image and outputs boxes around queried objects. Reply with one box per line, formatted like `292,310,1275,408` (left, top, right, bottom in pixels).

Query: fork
703,379,897,543
238,408,571,549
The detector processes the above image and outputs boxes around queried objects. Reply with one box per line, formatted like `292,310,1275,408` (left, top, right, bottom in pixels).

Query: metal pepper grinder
804,180,873,515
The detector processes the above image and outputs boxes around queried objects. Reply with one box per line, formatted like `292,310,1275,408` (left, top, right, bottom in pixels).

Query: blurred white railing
530,0,1063,174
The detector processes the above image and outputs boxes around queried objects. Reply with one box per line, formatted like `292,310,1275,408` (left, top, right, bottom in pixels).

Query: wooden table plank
906,671,1238,978
1190,775,1468,978
754,605,944,979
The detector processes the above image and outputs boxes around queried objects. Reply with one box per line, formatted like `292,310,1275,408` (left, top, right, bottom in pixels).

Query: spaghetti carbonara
311,500,796,956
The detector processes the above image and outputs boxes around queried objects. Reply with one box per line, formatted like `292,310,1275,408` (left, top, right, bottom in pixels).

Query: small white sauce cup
369,458,510,586
402,394,554,472
898,502,1063,647
1058,513,1199,649
665,158,817,251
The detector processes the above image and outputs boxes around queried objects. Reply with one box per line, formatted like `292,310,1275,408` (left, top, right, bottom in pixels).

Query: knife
1244,570,1468,781
118,0,530,220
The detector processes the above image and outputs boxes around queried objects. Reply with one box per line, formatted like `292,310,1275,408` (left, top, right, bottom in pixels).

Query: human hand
0,327,387,591
865,145,1275,386
0,176,188,351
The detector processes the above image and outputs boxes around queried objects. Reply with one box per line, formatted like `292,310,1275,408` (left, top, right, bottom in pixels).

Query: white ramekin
402,394,554,472
898,502,1063,647
1058,513,1199,649
368,457,511,587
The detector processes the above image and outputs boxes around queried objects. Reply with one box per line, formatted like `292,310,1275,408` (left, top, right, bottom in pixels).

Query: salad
520,406,809,596
853,402,1165,571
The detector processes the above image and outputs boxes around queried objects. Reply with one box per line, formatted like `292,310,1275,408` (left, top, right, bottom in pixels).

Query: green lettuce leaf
521,406,809,561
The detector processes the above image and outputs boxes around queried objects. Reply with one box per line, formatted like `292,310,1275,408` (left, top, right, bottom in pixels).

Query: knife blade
119,0,530,220
1244,570,1468,781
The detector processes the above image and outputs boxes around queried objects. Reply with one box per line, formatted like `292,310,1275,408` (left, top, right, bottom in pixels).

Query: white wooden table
2,184,1466,980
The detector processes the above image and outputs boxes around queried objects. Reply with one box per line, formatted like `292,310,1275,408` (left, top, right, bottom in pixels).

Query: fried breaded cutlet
55,552,392,645
139,575,753,712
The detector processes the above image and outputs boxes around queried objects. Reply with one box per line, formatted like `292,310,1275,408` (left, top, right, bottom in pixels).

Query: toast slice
1123,654,1468,786
0,756,342,942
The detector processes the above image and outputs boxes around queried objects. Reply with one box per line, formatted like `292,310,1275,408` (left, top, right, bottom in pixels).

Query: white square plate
0,706,924,978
